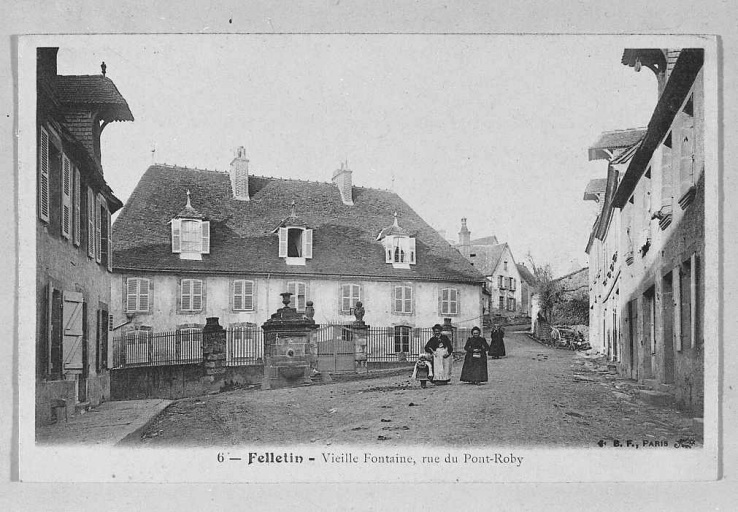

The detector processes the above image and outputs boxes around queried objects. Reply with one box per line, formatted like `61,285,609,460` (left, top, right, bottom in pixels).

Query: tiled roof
588,128,646,161
583,178,607,201
516,263,536,285
611,139,641,165
467,242,508,276
469,235,498,246
113,165,485,284
53,75,134,121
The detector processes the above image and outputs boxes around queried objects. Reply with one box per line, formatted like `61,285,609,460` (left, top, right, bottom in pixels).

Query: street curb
116,401,173,446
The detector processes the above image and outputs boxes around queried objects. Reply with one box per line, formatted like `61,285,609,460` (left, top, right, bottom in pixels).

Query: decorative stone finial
290,200,296,218
353,301,365,323
186,189,192,208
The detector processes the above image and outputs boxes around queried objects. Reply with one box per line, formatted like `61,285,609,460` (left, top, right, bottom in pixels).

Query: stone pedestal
352,321,369,372
202,317,226,393
261,293,318,390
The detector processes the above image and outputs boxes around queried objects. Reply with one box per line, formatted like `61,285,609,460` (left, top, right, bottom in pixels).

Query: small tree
527,252,564,324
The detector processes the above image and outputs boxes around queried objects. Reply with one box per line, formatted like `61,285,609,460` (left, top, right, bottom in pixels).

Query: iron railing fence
111,325,477,368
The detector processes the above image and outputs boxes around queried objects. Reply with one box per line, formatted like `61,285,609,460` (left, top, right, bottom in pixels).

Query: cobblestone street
138,330,702,448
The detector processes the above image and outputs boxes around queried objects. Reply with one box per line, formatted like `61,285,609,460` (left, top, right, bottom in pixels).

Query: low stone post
202,317,227,393
352,301,368,373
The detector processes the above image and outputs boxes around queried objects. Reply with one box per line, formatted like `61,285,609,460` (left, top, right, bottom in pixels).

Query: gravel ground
138,331,702,448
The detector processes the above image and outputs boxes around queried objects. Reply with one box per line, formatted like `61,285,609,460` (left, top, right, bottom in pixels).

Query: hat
432,324,443,331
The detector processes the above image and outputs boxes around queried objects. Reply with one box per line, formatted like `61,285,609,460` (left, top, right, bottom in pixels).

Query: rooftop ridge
149,164,396,193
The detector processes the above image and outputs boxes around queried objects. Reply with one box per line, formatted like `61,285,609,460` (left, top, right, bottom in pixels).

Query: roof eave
613,49,704,208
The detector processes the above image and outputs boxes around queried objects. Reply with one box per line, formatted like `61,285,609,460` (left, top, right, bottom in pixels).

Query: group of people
412,323,506,388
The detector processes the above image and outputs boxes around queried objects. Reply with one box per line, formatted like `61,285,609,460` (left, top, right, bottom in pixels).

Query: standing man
425,324,454,385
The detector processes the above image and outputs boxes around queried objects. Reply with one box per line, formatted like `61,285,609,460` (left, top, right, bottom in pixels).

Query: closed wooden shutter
171,218,181,253
181,279,192,311
73,166,81,246
126,278,138,312
201,221,210,254
233,280,243,310
107,209,113,271
95,195,102,262
304,229,313,258
278,227,288,257
139,279,150,312
61,154,72,239
87,187,95,257
39,127,50,222
192,280,203,310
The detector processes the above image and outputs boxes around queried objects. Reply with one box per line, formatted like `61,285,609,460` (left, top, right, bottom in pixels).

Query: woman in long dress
424,324,454,385
489,324,506,359
460,327,489,385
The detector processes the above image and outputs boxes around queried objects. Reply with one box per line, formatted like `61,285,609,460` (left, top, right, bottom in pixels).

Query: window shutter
278,227,288,257
193,280,203,311
107,209,113,271
95,195,102,262
39,127,50,222
181,279,191,311
404,286,412,313
409,238,416,264
73,166,81,245
498,275,503,287
61,154,71,239
438,288,444,315
126,278,138,312
139,279,150,312
680,118,695,194
201,221,210,254
392,286,400,313
304,229,313,259
87,187,95,257
244,280,254,310
451,289,458,315
385,240,393,263
171,218,182,253
234,280,243,310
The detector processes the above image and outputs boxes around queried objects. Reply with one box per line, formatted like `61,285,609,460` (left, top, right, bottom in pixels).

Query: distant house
35,48,133,424
584,48,705,414
516,263,536,317
111,152,486,353
454,219,522,319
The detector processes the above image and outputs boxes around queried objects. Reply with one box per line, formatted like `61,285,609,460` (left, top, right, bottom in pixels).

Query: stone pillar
352,301,368,373
442,317,455,352
202,317,226,393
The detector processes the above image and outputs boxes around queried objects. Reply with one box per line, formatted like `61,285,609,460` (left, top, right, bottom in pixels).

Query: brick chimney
230,146,250,200
331,161,353,206
458,218,471,258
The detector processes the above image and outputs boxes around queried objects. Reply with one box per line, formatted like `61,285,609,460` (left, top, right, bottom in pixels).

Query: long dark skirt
489,337,506,357
460,352,488,382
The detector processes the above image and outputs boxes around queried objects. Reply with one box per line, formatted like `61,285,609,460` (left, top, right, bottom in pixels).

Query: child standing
412,353,433,388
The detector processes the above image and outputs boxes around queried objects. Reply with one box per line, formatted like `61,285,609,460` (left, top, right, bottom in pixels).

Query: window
172,218,210,260
499,296,504,310
99,197,109,268
106,208,113,272
504,260,508,271
393,285,413,314
95,194,102,262
61,154,72,239
394,326,410,353
439,287,459,315
233,280,255,311
73,166,81,246
287,281,307,311
279,227,313,264
38,126,50,222
498,275,504,288
180,279,204,312
96,308,108,371
510,278,516,291
507,297,516,311
126,278,151,313
341,283,361,313
383,236,416,267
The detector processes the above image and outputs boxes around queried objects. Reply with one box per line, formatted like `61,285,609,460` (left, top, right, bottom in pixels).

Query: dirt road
139,330,701,447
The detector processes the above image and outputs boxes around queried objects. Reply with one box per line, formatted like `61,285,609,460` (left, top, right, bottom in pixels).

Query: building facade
584,48,705,413
35,48,133,424
111,154,486,348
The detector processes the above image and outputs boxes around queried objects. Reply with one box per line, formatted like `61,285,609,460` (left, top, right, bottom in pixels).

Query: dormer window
274,201,313,266
171,190,209,260
377,213,416,269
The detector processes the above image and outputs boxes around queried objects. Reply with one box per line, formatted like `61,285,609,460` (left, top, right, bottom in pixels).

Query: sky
54,34,656,276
